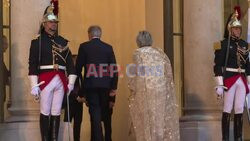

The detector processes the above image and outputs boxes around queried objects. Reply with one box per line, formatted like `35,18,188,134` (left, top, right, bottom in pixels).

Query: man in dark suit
76,25,118,141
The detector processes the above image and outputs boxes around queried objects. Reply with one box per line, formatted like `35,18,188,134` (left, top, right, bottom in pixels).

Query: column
8,0,50,122
181,0,224,140
0,1,50,141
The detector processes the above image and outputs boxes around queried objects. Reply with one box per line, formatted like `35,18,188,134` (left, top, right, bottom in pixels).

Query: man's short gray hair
136,31,153,47
88,25,102,38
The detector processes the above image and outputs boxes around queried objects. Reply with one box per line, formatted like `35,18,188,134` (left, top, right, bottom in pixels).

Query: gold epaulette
32,34,40,40
213,41,221,50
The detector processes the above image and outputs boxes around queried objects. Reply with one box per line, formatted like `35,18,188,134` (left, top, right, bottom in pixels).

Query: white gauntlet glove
215,86,224,96
214,76,226,97
29,75,41,97
67,74,77,94
247,76,250,93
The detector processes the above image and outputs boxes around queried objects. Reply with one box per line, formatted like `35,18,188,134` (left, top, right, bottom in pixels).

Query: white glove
214,76,224,98
215,86,224,96
246,93,250,109
247,76,250,91
29,75,40,96
247,76,250,84
68,74,77,85
67,84,74,94
67,74,77,94
31,86,41,97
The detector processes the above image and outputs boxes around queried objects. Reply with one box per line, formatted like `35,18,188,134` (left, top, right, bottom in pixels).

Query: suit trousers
85,88,113,141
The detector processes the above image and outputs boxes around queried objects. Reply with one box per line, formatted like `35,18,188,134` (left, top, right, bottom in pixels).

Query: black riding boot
222,112,230,141
50,115,60,141
40,114,50,141
234,114,243,141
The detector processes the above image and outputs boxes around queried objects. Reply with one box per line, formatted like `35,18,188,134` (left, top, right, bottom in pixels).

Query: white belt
226,68,245,73
39,65,66,70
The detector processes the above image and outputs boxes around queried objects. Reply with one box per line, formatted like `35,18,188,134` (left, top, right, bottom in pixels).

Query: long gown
128,46,180,141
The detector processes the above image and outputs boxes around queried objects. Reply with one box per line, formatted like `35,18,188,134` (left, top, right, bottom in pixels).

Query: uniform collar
43,31,56,39
230,36,240,42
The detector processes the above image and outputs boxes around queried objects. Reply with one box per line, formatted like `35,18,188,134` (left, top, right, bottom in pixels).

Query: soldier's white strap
39,65,66,70
226,68,245,73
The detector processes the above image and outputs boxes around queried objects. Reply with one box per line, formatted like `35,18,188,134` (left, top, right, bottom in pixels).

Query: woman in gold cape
128,31,180,141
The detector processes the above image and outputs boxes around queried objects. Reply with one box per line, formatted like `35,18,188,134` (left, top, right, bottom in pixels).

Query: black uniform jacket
214,37,250,79
28,31,75,76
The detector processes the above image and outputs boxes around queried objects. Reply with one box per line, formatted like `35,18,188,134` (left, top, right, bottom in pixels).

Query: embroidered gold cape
128,47,180,141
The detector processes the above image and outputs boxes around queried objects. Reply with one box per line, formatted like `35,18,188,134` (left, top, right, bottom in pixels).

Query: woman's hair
136,31,153,47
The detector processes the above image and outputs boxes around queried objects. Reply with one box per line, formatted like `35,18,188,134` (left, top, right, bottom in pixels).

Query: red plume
51,0,58,15
234,6,241,20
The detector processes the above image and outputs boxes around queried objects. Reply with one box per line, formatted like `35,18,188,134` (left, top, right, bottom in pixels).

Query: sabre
245,95,250,125
32,81,45,102
218,20,232,101
66,90,71,141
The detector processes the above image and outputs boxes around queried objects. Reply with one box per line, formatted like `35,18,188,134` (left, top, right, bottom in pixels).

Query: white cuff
214,76,223,86
29,75,38,87
247,76,250,84
68,74,77,85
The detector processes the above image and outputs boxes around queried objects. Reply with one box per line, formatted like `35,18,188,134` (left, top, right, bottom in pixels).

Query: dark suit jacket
76,38,118,97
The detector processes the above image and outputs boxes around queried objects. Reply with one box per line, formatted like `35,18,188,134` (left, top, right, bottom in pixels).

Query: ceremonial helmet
224,9,242,38
227,10,242,32
42,3,58,23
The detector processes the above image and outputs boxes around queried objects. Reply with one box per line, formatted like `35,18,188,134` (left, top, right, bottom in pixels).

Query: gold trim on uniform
53,50,67,63
51,40,69,52
236,42,250,65
33,34,40,40
213,42,221,50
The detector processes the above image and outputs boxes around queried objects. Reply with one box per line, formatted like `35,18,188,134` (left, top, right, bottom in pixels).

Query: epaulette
32,34,40,40
213,41,221,50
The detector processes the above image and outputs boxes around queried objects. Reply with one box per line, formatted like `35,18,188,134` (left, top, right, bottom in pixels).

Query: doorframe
163,0,184,115
0,0,4,123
